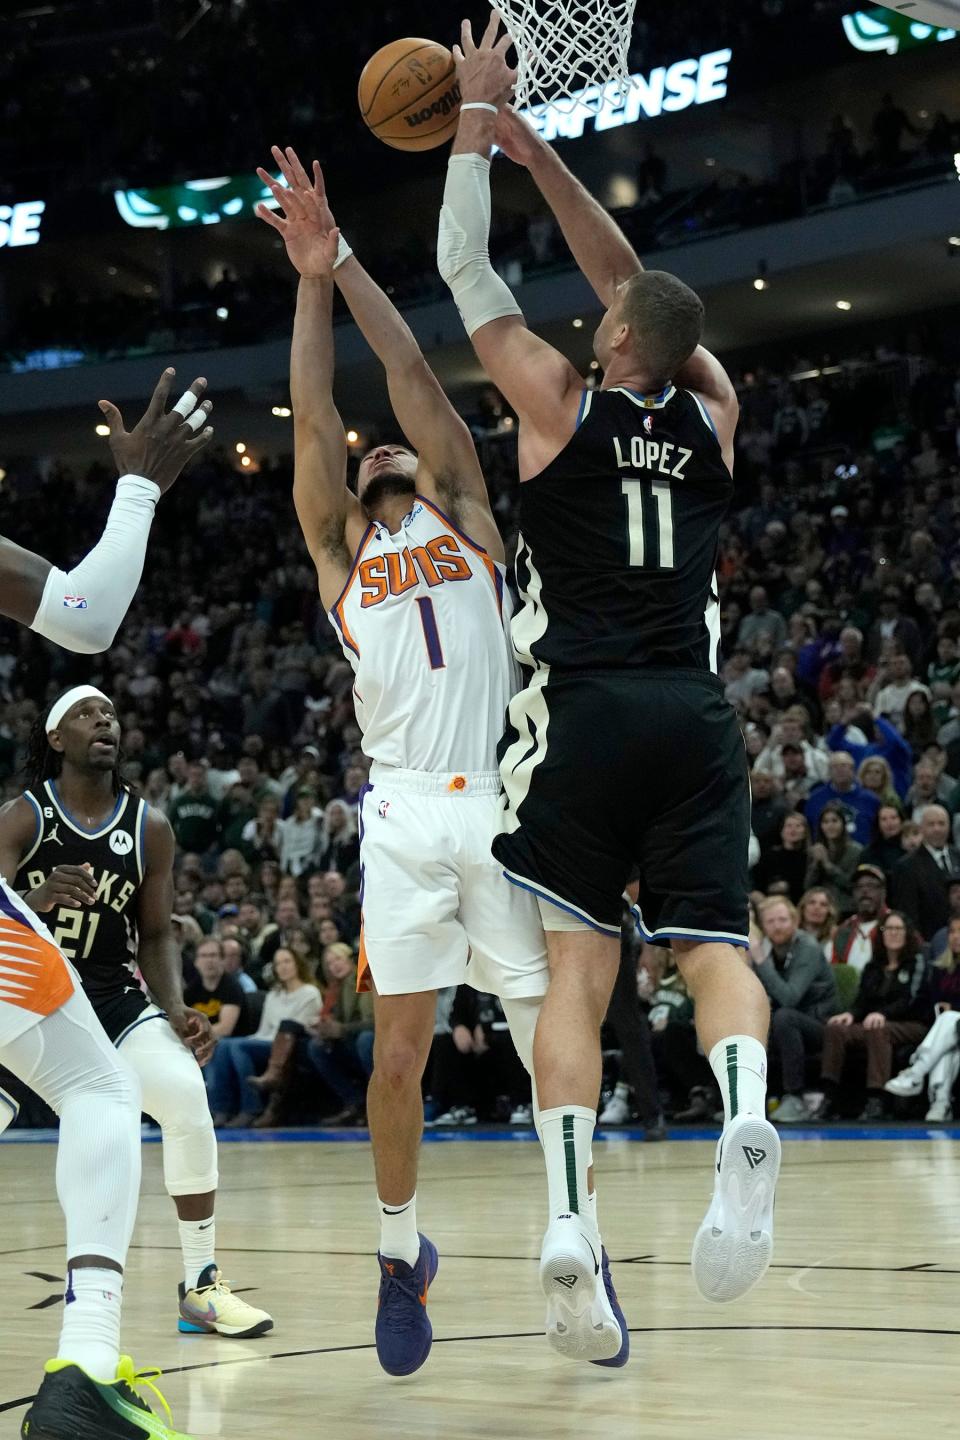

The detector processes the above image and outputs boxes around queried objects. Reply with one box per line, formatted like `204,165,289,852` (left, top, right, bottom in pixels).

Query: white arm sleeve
29,474,161,654
438,153,522,337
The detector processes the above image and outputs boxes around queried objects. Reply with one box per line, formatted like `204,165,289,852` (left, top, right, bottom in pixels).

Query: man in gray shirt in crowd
750,896,839,1123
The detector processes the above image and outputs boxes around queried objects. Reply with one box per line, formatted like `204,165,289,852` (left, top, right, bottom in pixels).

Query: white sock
585,1185,599,1235
178,1216,217,1291
378,1192,420,1267
540,1105,595,1219
709,1035,767,1125
58,1267,123,1380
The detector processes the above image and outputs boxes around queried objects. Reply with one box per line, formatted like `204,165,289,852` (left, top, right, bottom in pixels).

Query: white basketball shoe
692,1112,781,1303
539,1214,623,1362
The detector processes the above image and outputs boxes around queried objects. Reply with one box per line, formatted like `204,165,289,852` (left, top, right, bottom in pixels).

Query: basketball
358,37,461,152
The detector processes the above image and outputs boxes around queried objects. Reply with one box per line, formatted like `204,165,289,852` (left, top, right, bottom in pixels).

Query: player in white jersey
257,147,550,1376
0,369,212,1440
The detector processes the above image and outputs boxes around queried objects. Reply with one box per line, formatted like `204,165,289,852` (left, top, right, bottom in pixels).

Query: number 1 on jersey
416,596,446,670
622,479,675,568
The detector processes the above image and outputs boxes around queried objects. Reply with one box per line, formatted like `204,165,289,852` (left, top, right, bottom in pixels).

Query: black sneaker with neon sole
21,1357,192,1439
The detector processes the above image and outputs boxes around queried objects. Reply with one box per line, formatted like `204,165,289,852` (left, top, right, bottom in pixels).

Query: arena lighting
836,299,853,310
572,317,584,328
842,8,957,55
216,306,229,320
753,277,768,290
235,442,246,454
271,405,292,418
346,429,360,444
515,48,732,144
95,424,110,437
240,455,252,467
753,259,769,291
589,359,600,370
705,157,717,167
0,468,6,483
951,236,960,245
0,199,45,249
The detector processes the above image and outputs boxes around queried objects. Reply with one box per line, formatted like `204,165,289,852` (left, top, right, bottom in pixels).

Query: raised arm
256,162,365,610
267,149,501,557
0,370,213,650
440,16,584,480
494,102,738,464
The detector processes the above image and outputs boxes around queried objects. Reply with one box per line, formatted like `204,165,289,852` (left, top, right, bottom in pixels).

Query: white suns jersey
329,496,516,773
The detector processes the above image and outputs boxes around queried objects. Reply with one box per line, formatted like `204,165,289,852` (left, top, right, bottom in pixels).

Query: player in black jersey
439,19,780,1334
0,687,273,1345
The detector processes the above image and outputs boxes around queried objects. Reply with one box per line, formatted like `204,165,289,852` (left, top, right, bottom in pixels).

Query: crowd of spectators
1,310,959,1129
6,86,956,371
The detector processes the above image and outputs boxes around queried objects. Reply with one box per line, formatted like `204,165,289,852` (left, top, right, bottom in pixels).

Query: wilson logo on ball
405,82,462,128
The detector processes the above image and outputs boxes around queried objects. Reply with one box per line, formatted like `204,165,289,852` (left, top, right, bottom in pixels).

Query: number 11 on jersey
622,479,675,569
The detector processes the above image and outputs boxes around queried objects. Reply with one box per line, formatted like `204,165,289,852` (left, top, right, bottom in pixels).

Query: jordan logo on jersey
43,823,63,847
359,534,471,608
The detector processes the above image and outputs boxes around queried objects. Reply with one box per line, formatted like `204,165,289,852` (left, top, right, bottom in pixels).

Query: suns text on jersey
358,534,472,608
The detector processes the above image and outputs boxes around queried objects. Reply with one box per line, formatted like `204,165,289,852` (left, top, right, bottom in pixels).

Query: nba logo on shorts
109,831,133,856
378,800,391,819
62,595,88,609
643,415,653,434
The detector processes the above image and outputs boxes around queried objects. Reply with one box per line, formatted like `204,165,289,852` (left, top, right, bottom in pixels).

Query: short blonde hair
758,895,798,925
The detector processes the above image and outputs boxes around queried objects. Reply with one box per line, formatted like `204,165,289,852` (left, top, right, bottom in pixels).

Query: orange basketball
358,37,461,152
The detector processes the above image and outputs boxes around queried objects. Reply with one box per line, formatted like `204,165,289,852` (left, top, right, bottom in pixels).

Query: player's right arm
256,169,366,611
440,17,584,480
0,797,98,905
0,370,213,649
494,103,739,467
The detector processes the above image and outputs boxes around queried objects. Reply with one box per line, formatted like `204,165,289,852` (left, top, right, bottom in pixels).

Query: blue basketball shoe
591,1247,630,1368
375,1234,439,1376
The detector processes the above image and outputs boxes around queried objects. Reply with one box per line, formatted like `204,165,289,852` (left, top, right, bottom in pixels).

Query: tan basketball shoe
177,1265,273,1338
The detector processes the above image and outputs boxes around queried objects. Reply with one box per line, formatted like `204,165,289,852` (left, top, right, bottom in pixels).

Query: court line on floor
3,1320,958,1416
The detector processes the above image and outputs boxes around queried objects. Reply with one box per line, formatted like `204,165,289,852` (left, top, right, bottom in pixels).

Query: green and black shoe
22,1356,192,1439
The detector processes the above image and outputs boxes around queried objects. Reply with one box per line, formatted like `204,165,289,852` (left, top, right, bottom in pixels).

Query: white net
495,0,638,115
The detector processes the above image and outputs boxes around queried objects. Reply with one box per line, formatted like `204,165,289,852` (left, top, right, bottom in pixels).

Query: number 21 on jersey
622,479,675,569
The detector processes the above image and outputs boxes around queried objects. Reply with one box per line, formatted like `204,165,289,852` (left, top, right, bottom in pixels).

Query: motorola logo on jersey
109,830,134,856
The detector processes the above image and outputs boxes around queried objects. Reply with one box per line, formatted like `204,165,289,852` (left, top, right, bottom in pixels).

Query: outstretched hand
97,369,213,495
256,146,340,279
453,12,517,107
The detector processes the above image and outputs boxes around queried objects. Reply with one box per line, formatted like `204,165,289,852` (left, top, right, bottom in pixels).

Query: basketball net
495,0,638,114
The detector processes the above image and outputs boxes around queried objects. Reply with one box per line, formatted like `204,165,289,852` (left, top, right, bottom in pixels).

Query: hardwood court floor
1,1129,958,1437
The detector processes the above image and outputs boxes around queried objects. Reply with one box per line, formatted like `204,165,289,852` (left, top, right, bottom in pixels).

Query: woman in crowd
859,803,908,880
857,756,900,811
798,887,839,958
753,811,811,903
313,798,360,873
303,943,375,1125
903,690,938,759
816,909,930,1120
805,802,862,914
885,914,960,1120
205,947,322,1127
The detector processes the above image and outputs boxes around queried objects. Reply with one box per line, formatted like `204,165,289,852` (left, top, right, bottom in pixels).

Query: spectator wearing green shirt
169,761,221,853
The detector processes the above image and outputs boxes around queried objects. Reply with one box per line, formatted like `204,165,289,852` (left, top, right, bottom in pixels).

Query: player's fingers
184,425,215,454
312,159,327,195
481,9,500,47
270,144,297,187
494,32,515,59
460,17,475,52
178,397,212,434
144,367,175,422
285,146,312,191
452,44,465,64
97,399,125,435
254,201,285,233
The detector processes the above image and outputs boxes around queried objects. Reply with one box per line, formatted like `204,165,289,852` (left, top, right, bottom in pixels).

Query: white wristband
461,102,498,114
333,233,353,270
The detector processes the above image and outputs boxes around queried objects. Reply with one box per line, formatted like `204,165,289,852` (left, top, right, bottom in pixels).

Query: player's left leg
117,1013,273,1339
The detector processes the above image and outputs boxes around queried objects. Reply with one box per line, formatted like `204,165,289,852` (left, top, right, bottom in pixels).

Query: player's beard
360,470,417,516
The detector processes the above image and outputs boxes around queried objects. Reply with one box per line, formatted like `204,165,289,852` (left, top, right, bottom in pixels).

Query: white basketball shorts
357,765,548,998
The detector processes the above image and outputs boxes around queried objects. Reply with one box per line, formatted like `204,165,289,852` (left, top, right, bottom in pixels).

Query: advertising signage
113,173,283,232
842,7,957,53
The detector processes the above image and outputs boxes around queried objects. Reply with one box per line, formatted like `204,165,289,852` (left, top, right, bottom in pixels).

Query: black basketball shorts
493,667,751,946
93,985,158,1045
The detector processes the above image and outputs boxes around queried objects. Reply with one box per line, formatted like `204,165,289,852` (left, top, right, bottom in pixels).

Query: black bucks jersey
512,384,732,673
17,781,146,1011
